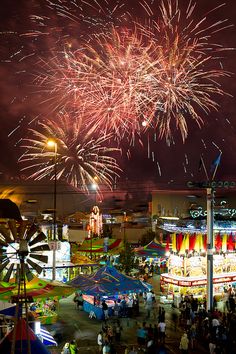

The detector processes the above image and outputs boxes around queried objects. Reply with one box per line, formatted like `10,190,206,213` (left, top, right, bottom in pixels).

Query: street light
47,139,57,281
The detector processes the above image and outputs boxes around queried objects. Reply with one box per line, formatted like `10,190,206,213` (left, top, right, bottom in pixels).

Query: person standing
97,331,103,353
102,300,109,320
113,300,120,317
179,332,189,354
102,341,111,354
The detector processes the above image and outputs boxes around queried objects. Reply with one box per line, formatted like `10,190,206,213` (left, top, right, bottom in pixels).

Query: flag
211,152,222,172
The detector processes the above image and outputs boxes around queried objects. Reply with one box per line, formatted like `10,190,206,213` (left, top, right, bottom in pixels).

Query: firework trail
31,0,232,142
137,0,233,141
18,112,122,192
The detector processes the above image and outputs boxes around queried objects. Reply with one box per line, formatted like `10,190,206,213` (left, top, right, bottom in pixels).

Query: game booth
160,232,236,306
134,239,168,273
70,265,151,320
0,277,74,325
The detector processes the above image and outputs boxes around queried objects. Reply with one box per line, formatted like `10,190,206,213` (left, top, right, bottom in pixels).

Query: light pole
47,139,57,281
206,187,214,311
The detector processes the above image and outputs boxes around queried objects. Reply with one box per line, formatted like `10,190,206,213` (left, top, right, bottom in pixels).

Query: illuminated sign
190,201,236,219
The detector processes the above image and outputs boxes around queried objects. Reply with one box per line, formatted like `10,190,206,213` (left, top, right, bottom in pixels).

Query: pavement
45,275,208,354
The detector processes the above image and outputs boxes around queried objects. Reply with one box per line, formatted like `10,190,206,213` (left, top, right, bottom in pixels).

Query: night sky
0,0,236,190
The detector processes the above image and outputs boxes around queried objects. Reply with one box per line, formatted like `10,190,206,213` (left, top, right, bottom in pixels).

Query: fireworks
32,0,232,141
19,112,121,192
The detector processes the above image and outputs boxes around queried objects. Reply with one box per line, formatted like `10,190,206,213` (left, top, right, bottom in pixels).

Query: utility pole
206,187,214,311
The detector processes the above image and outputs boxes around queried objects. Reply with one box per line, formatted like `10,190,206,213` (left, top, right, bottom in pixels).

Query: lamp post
47,139,57,281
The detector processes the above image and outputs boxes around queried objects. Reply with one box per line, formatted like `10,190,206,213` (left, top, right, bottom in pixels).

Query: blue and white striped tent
37,328,57,347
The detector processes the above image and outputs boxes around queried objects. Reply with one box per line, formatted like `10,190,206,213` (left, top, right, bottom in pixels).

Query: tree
118,239,135,275
140,229,156,246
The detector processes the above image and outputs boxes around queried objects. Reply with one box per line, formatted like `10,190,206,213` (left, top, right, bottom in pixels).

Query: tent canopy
0,199,22,220
0,318,50,354
134,240,166,258
0,276,74,302
77,238,123,254
69,265,151,296
71,254,98,266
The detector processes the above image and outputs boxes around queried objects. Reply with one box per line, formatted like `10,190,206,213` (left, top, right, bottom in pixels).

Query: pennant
227,233,234,251
203,234,207,251
171,233,177,252
215,233,222,252
211,152,222,172
189,234,196,251
222,234,227,253
165,234,170,252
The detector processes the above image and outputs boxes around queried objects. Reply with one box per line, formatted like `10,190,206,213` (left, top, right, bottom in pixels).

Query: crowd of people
177,293,236,354
94,288,236,354
63,273,236,354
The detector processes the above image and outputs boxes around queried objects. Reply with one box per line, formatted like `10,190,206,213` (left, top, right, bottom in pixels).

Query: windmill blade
17,221,27,240
0,225,12,243
24,263,34,282
3,263,14,282
28,232,47,247
30,244,50,252
0,253,7,261
0,238,7,247
25,224,38,241
27,258,43,275
8,220,18,241
0,253,16,262
29,253,48,264
0,259,10,273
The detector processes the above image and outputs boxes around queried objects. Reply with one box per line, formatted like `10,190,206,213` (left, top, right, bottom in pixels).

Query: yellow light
47,139,57,148
159,216,180,220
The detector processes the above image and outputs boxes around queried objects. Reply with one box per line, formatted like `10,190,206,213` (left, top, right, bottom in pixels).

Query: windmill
0,219,50,354
0,220,49,282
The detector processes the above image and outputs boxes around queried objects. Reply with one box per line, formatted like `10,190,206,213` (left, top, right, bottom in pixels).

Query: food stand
161,232,236,302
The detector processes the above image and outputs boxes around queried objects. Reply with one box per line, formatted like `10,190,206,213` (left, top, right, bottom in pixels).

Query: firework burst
137,0,233,140
19,112,122,192
32,0,233,142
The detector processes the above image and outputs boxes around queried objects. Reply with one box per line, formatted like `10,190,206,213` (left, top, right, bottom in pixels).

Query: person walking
61,342,70,354
179,332,189,354
69,340,78,354
158,320,166,344
114,320,122,342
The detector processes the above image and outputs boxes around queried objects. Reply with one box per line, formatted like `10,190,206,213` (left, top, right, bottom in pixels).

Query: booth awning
134,240,166,258
77,238,124,254
69,265,151,296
